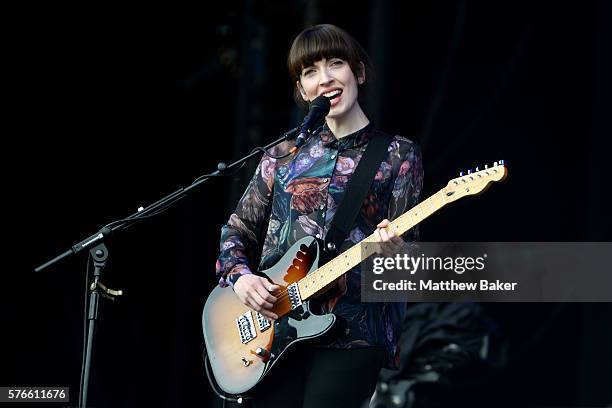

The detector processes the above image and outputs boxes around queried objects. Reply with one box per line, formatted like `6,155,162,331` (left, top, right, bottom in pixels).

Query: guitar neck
297,190,447,300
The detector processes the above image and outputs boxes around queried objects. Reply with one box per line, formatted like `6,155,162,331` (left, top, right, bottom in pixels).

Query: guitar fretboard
297,190,447,300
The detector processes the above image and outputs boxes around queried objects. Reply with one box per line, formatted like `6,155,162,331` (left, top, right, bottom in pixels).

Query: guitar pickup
256,312,271,332
286,282,303,310
236,311,257,344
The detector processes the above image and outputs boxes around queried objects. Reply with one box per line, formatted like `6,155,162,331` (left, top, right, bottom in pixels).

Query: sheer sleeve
215,153,276,288
387,140,424,243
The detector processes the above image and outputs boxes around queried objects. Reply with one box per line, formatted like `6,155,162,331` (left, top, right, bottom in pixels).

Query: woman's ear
297,81,308,101
357,62,366,85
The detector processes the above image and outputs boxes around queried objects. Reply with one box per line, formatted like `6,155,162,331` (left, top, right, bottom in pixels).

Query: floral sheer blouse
215,123,423,369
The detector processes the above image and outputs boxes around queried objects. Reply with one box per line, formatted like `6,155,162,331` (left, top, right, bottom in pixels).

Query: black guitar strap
324,129,393,253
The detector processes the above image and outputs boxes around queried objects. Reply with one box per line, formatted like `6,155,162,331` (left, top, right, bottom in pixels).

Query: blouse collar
317,122,373,151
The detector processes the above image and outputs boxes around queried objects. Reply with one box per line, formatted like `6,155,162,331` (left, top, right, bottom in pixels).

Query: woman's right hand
233,274,281,321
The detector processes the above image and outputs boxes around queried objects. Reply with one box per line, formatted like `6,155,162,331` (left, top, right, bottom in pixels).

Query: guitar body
202,236,337,395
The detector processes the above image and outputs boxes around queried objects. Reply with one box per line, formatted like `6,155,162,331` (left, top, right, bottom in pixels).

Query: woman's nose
319,68,333,85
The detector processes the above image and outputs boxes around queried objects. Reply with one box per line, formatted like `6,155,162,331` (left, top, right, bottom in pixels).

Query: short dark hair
287,24,374,104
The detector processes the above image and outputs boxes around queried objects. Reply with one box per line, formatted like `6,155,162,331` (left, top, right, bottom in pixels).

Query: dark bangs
287,24,370,82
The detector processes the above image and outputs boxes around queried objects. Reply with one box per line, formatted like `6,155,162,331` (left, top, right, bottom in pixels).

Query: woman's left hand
373,219,406,257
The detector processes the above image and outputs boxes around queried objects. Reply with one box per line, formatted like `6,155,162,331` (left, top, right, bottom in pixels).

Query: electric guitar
202,161,507,395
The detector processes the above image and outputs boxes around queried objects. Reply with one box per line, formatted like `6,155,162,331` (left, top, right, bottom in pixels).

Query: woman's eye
331,60,343,66
303,69,314,76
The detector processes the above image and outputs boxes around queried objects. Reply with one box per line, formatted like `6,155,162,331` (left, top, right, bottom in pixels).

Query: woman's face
298,58,364,120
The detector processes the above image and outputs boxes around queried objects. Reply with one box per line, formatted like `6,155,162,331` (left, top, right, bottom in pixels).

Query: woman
215,24,423,407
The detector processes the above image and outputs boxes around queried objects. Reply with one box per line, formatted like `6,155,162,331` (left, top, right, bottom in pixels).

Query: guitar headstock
442,160,507,203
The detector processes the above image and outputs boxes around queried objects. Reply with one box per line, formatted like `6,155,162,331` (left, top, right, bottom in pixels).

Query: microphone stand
34,126,299,408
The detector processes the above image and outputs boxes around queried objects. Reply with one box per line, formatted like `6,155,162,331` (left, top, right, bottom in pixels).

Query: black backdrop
4,1,611,407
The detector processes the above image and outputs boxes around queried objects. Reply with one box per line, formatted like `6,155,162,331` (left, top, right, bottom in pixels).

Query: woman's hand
373,219,406,257
233,273,281,321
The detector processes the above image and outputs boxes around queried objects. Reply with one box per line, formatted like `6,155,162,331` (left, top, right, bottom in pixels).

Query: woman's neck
325,103,370,139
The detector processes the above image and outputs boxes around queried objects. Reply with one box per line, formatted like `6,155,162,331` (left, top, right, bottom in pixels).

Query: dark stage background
4,1,611,407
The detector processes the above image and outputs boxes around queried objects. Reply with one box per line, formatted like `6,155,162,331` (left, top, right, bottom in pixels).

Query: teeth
323,89,342,98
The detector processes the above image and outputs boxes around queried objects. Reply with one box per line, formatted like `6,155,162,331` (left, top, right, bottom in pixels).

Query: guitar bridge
236,311,257,344
286,282,303,310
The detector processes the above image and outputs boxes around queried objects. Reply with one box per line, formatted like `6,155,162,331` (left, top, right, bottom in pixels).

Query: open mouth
323,89,343,101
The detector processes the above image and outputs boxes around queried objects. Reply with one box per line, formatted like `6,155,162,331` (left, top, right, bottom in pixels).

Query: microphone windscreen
310,95,331,114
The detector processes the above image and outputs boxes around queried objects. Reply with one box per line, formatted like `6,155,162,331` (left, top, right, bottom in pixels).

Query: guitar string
259,241,383,309
249,215,417,315
239,183,499,318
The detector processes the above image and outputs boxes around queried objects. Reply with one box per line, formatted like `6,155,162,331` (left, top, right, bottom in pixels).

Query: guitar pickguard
263,301,336,374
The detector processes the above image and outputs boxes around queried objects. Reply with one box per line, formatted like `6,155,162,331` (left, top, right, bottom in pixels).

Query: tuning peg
498,159,505,166
460,171,464,177
493,162,498,167
475,166,480,171
485,164,489,169
467,169,472,175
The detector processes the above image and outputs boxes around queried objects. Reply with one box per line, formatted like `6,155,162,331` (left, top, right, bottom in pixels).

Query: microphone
293,95,331,150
